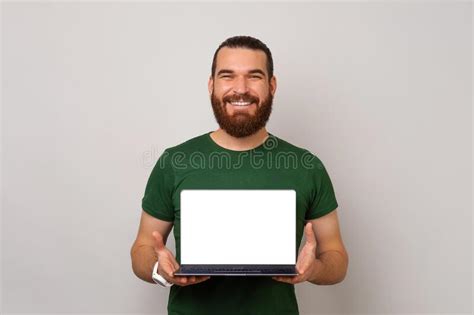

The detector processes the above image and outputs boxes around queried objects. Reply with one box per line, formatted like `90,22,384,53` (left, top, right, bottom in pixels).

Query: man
130,35,349,315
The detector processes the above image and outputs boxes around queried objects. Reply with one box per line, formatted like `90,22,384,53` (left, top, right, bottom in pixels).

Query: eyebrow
216,69,266,77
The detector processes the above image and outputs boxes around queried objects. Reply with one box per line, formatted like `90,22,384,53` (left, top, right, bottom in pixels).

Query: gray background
2,1,472,314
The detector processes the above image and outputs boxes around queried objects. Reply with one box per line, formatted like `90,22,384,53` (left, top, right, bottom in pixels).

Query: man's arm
130,210,173,283
307,209,349,285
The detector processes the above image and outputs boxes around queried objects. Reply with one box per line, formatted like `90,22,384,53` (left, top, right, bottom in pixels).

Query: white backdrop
2,2,472,314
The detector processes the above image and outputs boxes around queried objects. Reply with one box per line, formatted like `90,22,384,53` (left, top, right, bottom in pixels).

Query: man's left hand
272,222,318,284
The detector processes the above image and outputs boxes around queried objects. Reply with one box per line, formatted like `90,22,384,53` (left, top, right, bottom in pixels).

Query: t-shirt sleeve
305,153,339,220
141,149,175,222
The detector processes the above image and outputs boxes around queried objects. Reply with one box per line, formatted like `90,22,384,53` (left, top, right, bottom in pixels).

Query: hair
211,35,274,81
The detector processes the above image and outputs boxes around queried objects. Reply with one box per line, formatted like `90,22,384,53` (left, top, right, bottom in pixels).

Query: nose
232,76,249,94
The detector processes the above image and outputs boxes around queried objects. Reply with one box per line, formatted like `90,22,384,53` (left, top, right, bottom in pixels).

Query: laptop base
174,264,298,276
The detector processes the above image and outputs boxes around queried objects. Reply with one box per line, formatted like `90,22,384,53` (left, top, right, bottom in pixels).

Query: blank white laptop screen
180,189,296,265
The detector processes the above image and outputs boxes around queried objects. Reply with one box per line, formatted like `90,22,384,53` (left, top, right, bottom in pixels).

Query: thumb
304,222,316,246
152,231,165,252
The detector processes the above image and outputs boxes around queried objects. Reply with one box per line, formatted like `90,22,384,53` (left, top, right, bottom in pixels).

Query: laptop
174,189,298,276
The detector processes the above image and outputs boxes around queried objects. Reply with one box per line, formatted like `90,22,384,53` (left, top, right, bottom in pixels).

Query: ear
270,75,277,96
208,76,214,96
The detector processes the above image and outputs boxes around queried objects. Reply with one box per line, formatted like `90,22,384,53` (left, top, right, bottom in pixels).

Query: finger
170,276,187,285
166,262,182,279
296,265,304,275
159,268,175,283
296,260,311,274
272,276,295,284
168,279,181,286
166,256,181,276
288,276,300,284
304,222,317,246
169,261,180,277
180,276,195,285
177,276,210,286
152,231,165,251
196,276,211,282
292,275,304,283
161,268,172,279
276,275,304,284
159,264,175,280
172,260,180,270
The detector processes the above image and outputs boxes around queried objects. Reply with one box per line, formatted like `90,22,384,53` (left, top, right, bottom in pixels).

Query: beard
210,88,273,138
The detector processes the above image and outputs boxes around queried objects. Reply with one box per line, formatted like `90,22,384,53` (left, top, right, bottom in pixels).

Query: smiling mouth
226,101,256,107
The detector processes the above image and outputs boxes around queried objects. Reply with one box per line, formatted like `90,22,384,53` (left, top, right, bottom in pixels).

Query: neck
210,128,269,151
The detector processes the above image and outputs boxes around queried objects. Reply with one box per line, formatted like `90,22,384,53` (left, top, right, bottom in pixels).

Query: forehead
215,47,267,73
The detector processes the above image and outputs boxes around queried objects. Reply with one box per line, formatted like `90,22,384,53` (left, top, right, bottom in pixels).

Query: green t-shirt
141,131,339,315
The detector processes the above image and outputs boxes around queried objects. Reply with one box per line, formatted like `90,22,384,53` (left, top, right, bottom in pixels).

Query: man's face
209,47,277,138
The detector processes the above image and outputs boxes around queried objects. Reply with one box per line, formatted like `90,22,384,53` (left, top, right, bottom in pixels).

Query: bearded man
131,35,349,315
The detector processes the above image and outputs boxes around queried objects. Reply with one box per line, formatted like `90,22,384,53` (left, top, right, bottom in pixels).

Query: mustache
223,94,259,103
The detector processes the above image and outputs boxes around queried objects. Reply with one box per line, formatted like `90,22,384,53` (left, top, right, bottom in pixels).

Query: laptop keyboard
181,265,295,273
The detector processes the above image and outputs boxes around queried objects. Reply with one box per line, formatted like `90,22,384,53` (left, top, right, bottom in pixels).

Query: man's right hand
152,231,211,286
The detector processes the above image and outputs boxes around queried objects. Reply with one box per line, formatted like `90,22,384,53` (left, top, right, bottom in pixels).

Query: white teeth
229,101,252,106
